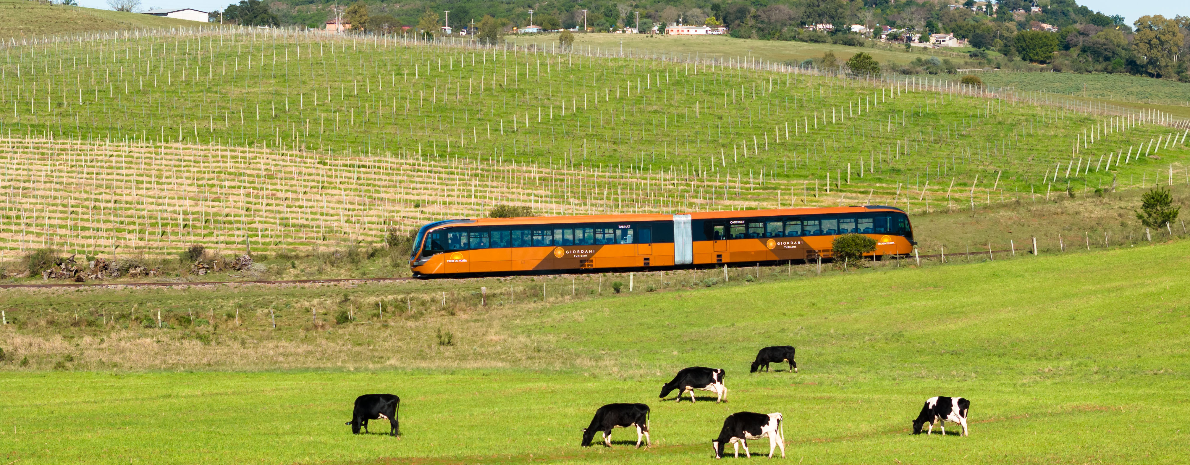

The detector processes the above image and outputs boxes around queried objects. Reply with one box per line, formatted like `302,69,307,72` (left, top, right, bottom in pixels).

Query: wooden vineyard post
1146,228,1151,242
816,257,821,275
988,241,993,261
1167,222,1173,236
1010,240,1015,256
724,264,729,282
629,273,634,292
914,248,920,267
271,309,276,329
158,310,162,328
236,309,240,326
598,276,602,295
1086,232,1091,249
481,287,486,306
1059,234,1064,252
571,278,575,296
1032,237,1038,255
941,245,945,264
379,302,382,319
313,308,316,325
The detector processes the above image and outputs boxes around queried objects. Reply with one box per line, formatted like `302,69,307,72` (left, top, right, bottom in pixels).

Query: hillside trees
223,0,278,27
1133,15,1185,78
1015,30,1059,63
416,9,440,41
107,0,139,13
369,14,400,34
539,14,561,31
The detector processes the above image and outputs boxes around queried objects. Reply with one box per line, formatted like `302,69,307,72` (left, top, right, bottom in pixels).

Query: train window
747,222,764,238
577,228,594,245
713,224,726,240
785,220,802,237
803,220,820,236
512,229,531,248
839,217,856,234
427,232,445,252
766,221,783,237
822,219,838,235
447,231,469,250
595,228,615,245
616,228,635,244
730,223,746,239
872,217,889,234
533,229,553,247
895,216,910,236
470,231,489,249
638,227,652,244
858,218,874,234
490,230,509,248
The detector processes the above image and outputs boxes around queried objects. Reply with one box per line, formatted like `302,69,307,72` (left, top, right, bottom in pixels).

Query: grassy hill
0,28,1186,260
0,0,202,40
0,239,1186,463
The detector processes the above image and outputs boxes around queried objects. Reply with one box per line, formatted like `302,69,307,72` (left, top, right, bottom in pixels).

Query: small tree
539,14,562,31
416,9,441,41
846,52,880,76
107,0,139,12
477,15,505,45
960,75,983,87
488,204,533,218
344,1,369,33
23,248,60,277
1136,188,1180,229
832,234,876,266
559,30,575,50
820,51,838,69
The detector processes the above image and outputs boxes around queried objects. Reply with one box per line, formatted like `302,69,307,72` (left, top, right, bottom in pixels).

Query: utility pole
444,10,449,34
635,11,639,32
528,9,534,27
582,9,587,32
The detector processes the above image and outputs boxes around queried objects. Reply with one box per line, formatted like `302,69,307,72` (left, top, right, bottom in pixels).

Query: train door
636,226,652,256
711,221,727,252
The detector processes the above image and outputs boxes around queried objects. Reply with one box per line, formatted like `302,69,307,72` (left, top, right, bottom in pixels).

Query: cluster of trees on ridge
212,0,1189,81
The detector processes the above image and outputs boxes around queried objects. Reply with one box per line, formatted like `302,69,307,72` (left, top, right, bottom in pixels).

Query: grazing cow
711,412,785,459
659,367,727,403
911,396,970,436
580,403,651,448
750,346,798,373
345,394,400,436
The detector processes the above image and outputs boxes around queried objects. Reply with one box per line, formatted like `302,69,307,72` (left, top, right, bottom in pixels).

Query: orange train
409,206,915,277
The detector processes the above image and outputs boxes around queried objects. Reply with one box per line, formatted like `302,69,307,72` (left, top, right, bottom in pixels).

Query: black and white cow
911,396,970,436
580,403,651,448
750,346,798,373
659,367,727,403
711,412,785,459
345,394,400,436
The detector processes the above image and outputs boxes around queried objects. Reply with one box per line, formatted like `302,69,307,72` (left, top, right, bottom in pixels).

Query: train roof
430,206,906,228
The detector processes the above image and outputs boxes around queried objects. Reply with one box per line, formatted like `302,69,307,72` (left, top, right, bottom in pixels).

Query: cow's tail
779,415,785,444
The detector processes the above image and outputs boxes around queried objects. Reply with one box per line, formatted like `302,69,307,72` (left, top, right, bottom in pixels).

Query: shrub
701,278,721,287
832,234,877,264
846,52,880,76
385,227,417,257
23,248,59,276
960,75,983,87
832,34,865,47
1136,188,1180,228
436,328,454,346
181,244,205,263
488,204,533,218
335,310,352,324
20,356,29,367
611,281,623,293
0,347,6,362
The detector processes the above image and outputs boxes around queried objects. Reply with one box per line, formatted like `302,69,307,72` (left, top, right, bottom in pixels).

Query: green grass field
0,0,204,40
2,239,1187,463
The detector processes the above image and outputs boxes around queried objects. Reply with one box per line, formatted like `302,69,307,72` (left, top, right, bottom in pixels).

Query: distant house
440,26,452,35
930,33,965,47
849,24,870,34
325,19,351,33
518,25,542,34
707,26,727,35
665,25,712,35
1032,22,1059,32
804,23,835,32
142,8,207,22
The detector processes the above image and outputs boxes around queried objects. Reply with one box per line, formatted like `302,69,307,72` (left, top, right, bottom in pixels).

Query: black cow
750,346,798,373
345,394,400,436
911,396,970,436
711,412,785,459
580,403,651,448
659,367,727,403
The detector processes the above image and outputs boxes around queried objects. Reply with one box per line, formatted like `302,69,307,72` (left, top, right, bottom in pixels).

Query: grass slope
0,0,200,40
1,241,1187,463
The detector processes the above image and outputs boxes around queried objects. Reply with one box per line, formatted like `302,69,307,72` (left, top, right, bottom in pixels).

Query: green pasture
0,0,206,40
1,240,1187,464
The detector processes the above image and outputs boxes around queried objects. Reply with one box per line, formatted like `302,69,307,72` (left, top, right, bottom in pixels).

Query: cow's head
659,385,674,399
911,419,926,435
749,362,761,373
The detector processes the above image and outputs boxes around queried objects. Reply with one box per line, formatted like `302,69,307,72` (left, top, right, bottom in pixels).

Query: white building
518,25,542,34
849,24,870,34
143,8,208,22
665,25,711,35
930,33,964,47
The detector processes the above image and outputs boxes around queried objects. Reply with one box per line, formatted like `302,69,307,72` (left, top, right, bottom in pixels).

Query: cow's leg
643,428,651,447
769,436,777,458
688,388,697,403
635,425,643,448
389,417,399,437
961,418,969,437
927,419,934,435
741,439,751,458
733,440,740,458
603,431,612,447
940,419,946,436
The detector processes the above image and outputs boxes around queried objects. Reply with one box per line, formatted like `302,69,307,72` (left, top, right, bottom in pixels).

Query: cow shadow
664,396,726,403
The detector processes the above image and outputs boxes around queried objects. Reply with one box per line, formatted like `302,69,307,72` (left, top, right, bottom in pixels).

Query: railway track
0,276,418,290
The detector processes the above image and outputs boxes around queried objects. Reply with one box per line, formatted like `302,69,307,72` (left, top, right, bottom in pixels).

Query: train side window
561,229,575,246
803,220,820,236
730,223,746,239
533,229,553,247
858,218,874,234
577,228,594,245
747,222,764,238
595,228,614,245
713,224,726,240
785,220,802,237
766,221,783,237
872,217,889,234
470,231,489,249
490,230,510,248
822,219,838,235
638,227,652,244
447,231,469,251
895,216,910,236
427,232,445,252
839,217,856,234
616,228,635,244
512,229,530,247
